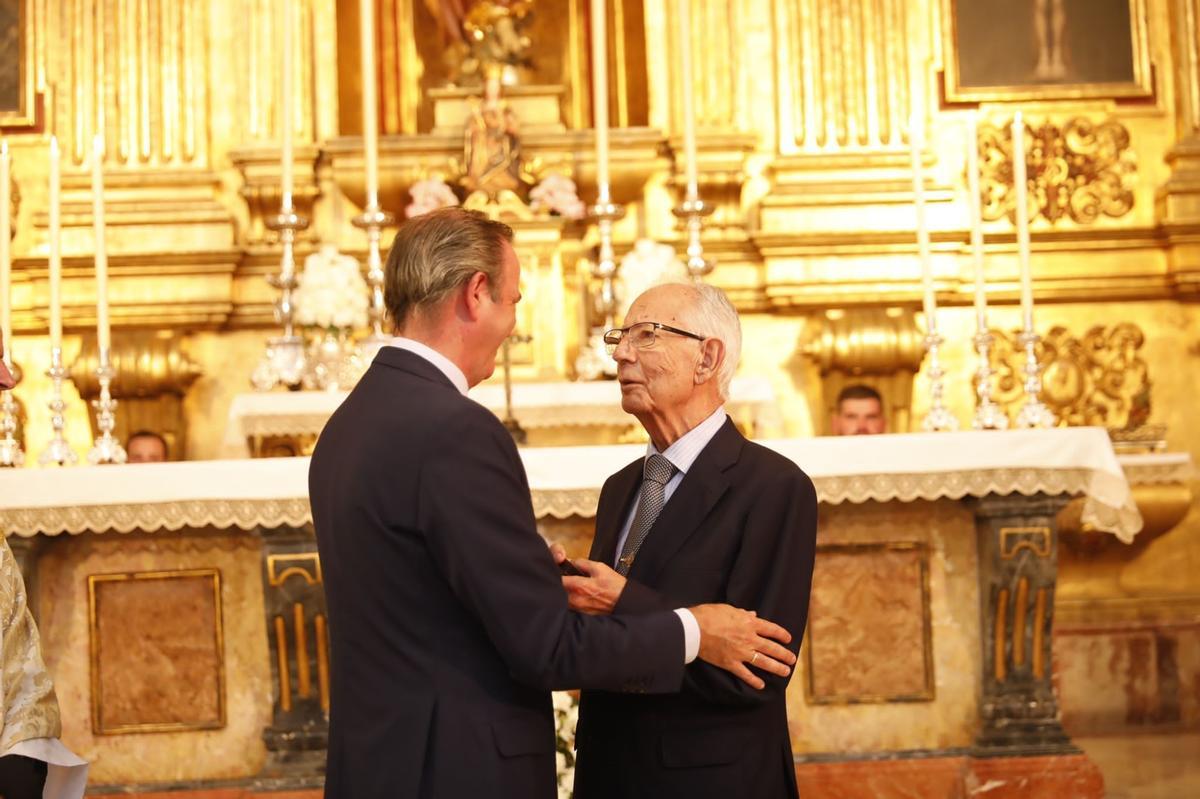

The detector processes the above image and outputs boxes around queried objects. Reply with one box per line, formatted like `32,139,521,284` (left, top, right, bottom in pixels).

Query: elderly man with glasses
553,281,818,798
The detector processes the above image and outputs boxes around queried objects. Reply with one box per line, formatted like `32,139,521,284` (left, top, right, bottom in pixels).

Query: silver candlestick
38,346,77,466
86,352,126,464
252,209,310,391
352,206,397,364
575,200,626,380
1015,328,1057,428
0,384,23,467
972,329,1009,429
921,331,960,432
672,197,715,280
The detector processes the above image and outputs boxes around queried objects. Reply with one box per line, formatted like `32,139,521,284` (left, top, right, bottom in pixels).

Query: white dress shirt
384,337,469,396
613,406,729,563
380,339,700,663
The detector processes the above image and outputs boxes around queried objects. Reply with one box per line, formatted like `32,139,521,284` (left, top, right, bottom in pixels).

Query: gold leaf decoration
978,117,1135,225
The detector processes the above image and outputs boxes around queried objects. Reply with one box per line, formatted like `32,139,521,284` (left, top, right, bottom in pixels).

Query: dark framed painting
0,0,38,129
942,0,1153,102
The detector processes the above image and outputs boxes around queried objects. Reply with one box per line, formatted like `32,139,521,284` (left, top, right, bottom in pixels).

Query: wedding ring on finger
750,651,759,666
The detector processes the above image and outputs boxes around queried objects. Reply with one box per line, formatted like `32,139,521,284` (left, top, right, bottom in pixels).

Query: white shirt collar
647,405,728,475
384,337,470,396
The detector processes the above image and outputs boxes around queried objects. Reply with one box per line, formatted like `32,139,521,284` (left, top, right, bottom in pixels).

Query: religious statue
458,72,534,203
424,0,534,86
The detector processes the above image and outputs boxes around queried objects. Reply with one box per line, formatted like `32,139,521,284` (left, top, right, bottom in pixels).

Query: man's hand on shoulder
689,604,795,690
549,544,626,615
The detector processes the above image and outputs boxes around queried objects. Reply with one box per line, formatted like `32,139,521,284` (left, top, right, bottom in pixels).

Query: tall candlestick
359,0,379,209
909,113,935,329
591,0,610,202
1,141,11,365
677,0,699,201
91,136,110,353
966,116,986,330
1012,112,1034,331
280,0,295,212
967,116,1007,430
48,135,62,347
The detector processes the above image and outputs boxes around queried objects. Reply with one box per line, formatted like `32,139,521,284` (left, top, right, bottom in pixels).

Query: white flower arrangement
553,690,578,797
292,245,370,331
616,238,689,320
530,174,586,220
405,177,460,218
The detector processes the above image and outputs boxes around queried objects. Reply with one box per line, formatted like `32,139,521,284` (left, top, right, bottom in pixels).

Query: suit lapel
590,459,642,565
626,419,745,585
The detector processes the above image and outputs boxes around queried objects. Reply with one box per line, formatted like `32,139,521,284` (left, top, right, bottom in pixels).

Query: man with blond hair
555,283,818,798
309,210,797,799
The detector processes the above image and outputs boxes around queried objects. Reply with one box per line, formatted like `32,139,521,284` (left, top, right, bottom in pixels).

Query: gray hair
676,283,741,400
383,207,514,326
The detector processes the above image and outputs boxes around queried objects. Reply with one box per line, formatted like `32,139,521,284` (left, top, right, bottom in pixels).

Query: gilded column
34,0,238,331
761,0,924,235
657,0,758,242
1161,0,1200,294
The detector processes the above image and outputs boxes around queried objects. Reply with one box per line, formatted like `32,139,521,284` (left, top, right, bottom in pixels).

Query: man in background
830,383,887,435
125,430,169,463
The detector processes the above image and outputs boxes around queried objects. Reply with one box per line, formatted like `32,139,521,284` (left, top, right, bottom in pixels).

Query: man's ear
461,271,491,320
694,338,725,385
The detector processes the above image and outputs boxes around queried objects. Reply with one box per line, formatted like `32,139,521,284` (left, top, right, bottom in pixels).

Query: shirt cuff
673,608,701,664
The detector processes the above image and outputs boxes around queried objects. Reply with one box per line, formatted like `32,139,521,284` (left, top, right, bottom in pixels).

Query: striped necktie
616,454,676,575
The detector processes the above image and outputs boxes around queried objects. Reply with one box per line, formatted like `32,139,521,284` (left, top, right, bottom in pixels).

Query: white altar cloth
218,377,783,457
0,428,1167,542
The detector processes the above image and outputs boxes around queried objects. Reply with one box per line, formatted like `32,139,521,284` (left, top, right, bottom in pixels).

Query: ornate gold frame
803,542,935,705
0,0,38,129
88,568,226,735
941,0,1153,103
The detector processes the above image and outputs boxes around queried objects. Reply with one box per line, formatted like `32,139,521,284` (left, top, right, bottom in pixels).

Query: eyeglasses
602,322,705,356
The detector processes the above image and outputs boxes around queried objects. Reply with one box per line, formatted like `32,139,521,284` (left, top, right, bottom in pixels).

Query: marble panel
90,570,223,733
36,531,271,785
787,499,982,754
807,544,932,702
965,753,1104,798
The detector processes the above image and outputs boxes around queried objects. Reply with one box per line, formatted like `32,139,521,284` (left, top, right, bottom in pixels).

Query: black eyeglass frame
602,321,706,352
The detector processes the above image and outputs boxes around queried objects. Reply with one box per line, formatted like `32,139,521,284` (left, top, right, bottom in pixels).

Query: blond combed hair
383,208,514,327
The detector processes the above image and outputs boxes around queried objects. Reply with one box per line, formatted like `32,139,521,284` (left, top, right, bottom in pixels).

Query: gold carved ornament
978,117,1135,225
982,323,1150,430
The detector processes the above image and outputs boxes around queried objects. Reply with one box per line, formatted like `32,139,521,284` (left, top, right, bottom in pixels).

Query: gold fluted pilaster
1159,0,1200,295
774,0,911,154
62,0,209,169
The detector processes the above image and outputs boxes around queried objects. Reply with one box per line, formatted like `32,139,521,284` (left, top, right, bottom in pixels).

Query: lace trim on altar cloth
1,466,1152,541
2,499,313,537
531,466,1142,542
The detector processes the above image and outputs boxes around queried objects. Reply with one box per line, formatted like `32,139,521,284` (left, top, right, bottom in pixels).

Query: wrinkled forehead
625,285,692,326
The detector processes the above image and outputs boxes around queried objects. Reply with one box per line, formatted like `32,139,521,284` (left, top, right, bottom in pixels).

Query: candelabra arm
38,346,78,466
921,331,960,432
87,351,127,464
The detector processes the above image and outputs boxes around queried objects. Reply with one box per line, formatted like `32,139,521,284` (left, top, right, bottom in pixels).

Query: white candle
48,135,62,347
359,0,379,209
677,0,699,201
591,0,610,203
92,135,110,353
1,141,11,369
1012,112,1034,331
966,116,987,331
910,113,936,330
280,0,295,212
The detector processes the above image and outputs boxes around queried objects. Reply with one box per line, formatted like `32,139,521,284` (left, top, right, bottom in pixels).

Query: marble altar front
0,428,1187,797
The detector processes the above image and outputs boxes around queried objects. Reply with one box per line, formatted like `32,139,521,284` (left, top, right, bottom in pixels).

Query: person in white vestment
0,334,88,799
